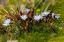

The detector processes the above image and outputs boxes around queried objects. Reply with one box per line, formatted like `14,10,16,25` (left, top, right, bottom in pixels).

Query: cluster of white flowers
20,11,60,21
3,19,11,26
20,15,28,20
41,12,60,19
33,12,49,21
2,11,60,26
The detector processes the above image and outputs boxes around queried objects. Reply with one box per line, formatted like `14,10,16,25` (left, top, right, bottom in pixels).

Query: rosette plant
0,0,61,41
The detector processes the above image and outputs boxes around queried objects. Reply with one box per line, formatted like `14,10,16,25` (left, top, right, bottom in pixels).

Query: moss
47,36,64,42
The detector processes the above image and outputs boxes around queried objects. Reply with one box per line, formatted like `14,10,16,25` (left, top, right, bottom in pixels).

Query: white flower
34,15,42,20
52,13,55,18
25,9,30,14
55,14,60,19
3,19,11,26
3,24,8,26
20,15,27,20
41,12,50,16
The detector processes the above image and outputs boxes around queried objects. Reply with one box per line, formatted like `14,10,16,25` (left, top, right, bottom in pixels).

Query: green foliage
34,0,55,14
0,0,64,42
0,34,6,42
18,32,50,42
47,36,64,42
0,15,5,24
